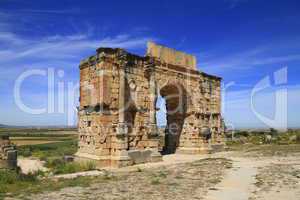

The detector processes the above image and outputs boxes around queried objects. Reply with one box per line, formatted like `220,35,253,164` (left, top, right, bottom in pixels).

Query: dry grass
12,140,62,146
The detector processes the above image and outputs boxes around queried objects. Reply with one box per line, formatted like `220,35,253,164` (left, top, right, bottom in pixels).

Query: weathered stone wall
76,42,225,167
151,57,223,154
147,41,197,70
0,135,17,169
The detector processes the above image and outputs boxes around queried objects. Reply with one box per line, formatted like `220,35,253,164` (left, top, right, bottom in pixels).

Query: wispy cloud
0,32,155,63
223,84,300,128
251,54,300,65
200,44,300,74
0,7,81,15
0,32,25,45
0,17,157,126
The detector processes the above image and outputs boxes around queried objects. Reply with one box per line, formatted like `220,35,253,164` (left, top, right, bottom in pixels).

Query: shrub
18,172,38,182
20,148,32,157
53,163,79,174
296,134,300,143
18,140,77,159
269,128,278,136
234,131,249,138
85,161,96,171
151,177,161,185
45,158,65,168
157,171,167,178
48,160,96,175
0,169,38,194
0,170,18,184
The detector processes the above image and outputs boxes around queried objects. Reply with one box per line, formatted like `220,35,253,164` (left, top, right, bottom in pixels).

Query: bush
227,130,300,146
296,134,300,143
0,170,38,183
45,158,96,175
45,158,65,168
85,161,96,171
20,148,32,157
269,128,278,137
151,177,161,185
18,140,77,159
234,131,249,138
18,172,38,182
0,170,18,184
0,169,38,194
248,135,264,145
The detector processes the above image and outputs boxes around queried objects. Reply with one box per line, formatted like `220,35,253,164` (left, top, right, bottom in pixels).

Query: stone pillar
114,65,131,167
209,113,215,144
117,66,127,135
7,150,18,169
147,66,162,162
149,70,158,136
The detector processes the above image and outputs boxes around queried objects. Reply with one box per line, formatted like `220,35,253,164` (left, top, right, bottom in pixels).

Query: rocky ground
17,158,47,174
250,157,300,199
5,145,300,200
12,158,232,200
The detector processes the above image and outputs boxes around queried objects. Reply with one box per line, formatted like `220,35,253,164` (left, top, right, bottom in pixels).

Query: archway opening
156,84,187,154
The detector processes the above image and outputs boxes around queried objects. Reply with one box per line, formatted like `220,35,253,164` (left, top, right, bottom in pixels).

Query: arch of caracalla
75,42,225,167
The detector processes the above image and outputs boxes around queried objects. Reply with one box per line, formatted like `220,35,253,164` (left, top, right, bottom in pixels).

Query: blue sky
0,0,299,129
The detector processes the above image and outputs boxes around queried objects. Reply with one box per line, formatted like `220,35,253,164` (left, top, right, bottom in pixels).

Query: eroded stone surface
0,135,17,169
76,42,225,167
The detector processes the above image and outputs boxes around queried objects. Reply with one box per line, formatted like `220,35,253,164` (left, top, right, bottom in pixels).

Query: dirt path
205,157,258,200
205,151,300,200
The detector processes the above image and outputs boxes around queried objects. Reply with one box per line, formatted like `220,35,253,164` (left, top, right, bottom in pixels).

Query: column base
176,146,213,154
210,143,226,153
176,142,226,154
127,149,162,164
75,152,112,168
75,149,162,168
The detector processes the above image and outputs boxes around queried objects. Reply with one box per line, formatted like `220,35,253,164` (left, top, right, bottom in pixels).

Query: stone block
128,149,152,164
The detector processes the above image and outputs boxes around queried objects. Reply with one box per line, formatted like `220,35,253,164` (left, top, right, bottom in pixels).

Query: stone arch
77,42,225,167
157,81,188,154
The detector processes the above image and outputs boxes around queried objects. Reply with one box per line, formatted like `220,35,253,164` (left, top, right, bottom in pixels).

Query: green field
0,128,83,198
0,127,78,159
0,127,77,137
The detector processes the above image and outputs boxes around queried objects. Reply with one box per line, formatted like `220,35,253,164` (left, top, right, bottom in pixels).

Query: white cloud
9,8,81,14
0,32,155,63
0,7,81,15
200,45,300,74
251,54,300,65
223,85,300,129
0,9,154,63
0,32,24,45
0,12,156,126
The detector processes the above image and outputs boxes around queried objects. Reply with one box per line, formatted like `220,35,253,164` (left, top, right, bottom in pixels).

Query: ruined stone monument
75,42,225,167
0,135,17,169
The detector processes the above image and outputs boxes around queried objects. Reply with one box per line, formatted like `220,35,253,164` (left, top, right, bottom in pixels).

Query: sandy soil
205,157,257,200
206,150,300,200
13,157,232,200
250,157,300,200
7,145,300,200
